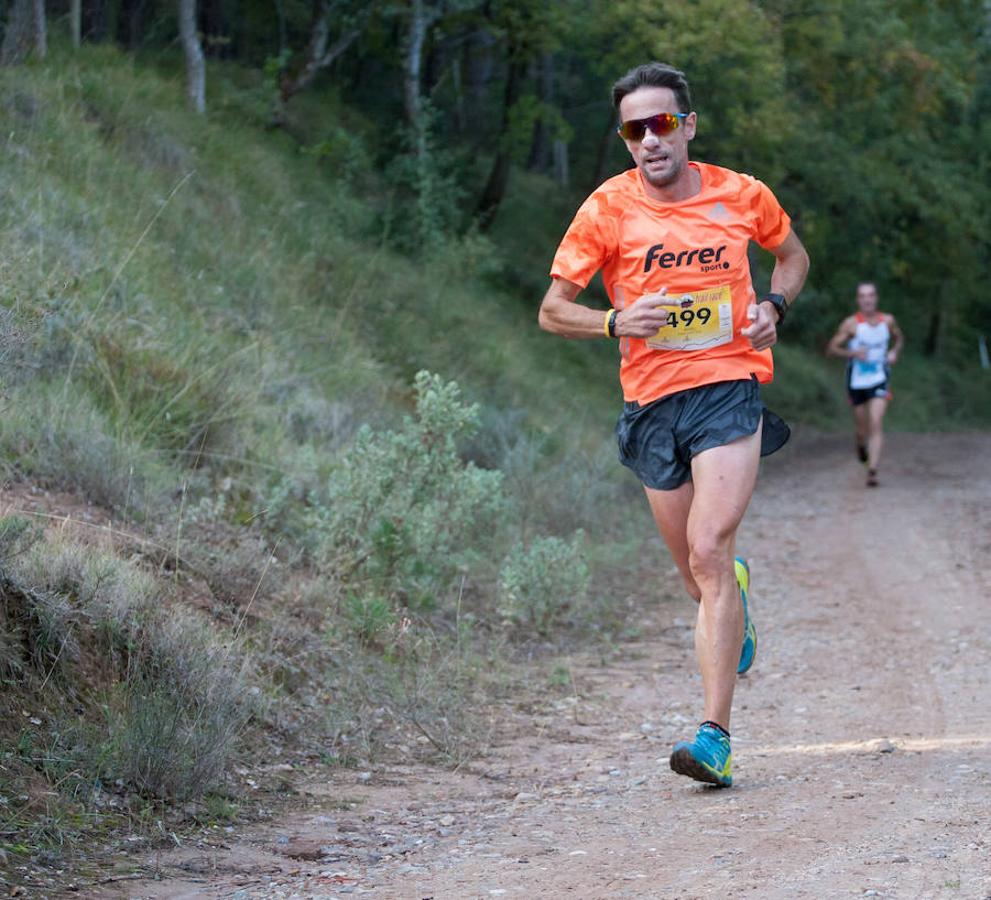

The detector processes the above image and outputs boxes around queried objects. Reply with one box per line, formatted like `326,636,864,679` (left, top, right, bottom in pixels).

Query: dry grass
0,518,257,821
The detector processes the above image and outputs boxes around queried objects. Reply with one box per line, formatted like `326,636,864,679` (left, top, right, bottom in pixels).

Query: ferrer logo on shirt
644,243,729,273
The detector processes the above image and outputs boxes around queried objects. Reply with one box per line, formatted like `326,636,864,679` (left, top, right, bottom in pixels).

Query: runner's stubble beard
640,152,686,189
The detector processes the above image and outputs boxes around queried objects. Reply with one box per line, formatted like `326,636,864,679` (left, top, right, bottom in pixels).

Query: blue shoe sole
736,557,757,675
669,746,732,787
739,622,757,675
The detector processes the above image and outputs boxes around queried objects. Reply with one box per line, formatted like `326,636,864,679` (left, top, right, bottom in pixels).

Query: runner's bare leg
866,396,887,471
644,481,700,600
643,425,762,730
853,403,868,454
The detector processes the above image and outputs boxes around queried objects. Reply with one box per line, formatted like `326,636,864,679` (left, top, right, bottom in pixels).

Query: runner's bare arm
767,231,810,308
887,315,904,364
538,277,680,339
826,316,862,358
742,230,810,351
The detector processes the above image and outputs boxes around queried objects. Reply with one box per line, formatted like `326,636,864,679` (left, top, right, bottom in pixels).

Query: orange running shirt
550,162,792,404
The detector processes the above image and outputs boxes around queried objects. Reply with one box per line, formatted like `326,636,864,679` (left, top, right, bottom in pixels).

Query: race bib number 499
645,284,733,352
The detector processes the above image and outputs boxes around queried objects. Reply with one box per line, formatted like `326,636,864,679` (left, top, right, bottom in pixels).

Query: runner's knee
687,533,733,583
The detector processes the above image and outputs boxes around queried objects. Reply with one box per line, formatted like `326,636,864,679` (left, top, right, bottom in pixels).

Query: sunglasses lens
651,114,677,135
619,113,681,140
619,120,645,141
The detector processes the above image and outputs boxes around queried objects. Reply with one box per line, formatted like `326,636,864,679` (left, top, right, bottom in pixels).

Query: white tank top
847,313,890,390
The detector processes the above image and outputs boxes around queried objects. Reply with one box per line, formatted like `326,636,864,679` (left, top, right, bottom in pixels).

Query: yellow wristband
603,310,612,338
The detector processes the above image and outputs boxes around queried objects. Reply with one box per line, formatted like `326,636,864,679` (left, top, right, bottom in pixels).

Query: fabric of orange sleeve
752,179,792,249
550,194,615,289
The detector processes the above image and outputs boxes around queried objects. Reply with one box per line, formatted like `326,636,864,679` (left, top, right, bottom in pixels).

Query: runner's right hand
615,289,684,338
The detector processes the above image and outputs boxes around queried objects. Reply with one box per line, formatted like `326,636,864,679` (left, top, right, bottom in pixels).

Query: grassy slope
0,47,646,873
1,47,618,465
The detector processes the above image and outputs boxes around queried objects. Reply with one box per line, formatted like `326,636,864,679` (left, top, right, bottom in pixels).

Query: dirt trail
103,432,991,900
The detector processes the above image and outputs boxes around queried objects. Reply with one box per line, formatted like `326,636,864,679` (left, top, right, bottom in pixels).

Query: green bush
315,371,507,614
498,531,590,636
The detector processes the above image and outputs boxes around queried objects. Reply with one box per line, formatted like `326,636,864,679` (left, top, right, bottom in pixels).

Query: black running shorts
615,377,790,491
847,381,890,406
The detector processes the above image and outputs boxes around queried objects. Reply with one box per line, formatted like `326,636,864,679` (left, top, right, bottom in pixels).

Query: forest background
0,0,988,885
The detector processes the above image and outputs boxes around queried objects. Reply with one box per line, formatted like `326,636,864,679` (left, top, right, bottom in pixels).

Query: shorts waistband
624,375,758,412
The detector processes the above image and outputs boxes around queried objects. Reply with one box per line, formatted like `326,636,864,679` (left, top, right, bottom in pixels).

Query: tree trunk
1,0,45,64
178,0,206,113
402,0,442,164
273,0,287,56
464,27,495,109
450,54,465,132
116,0,148,49
404,0,429,133
199,0,234,58
276,0,362,115
82,0,107,40
552,138,569,188
589,106,619,191
526,53,553,172
70,0,81,46
1,0,33,64
476,56,526,230
31,0,46,58
924,307,940,357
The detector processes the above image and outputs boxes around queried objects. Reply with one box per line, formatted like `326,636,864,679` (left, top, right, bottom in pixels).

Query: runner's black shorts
615,376,790,491
847,381,890,406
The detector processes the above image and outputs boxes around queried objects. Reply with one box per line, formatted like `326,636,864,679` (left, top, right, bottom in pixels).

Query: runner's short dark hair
612,62,692,113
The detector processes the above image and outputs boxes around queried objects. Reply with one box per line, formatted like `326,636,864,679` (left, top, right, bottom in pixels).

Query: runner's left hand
886,350,898,365
741,302,778,351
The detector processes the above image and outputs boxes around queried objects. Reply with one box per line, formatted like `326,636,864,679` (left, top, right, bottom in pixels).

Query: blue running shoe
669,722,732,787
736,556,757,675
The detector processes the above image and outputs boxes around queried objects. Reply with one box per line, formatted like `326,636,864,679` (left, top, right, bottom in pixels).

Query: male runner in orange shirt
539,62,809,786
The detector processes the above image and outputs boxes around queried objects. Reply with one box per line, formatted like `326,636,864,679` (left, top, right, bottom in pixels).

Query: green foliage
506,95,572,163
874,354,991,431
344,592,395,646
303,125,371,186
387,103,470,249
757,0,988,358
316,371,506,614
585,0,791,177
760,342,847,429
499,531,590,635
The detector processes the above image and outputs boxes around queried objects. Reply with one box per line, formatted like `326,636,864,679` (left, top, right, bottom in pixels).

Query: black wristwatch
762,292,788,324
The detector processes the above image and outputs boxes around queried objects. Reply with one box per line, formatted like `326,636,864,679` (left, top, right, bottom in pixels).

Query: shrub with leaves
315,371,506,614
498,531,590,636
